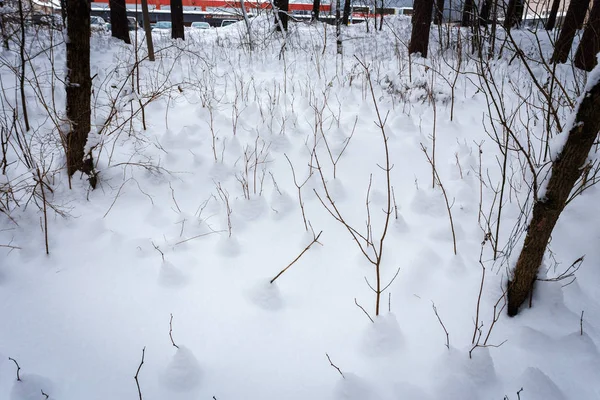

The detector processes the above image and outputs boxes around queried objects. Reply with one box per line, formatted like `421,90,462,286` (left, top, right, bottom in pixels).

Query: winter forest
1,0,600,398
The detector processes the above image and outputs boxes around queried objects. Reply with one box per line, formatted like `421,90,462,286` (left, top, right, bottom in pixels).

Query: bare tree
311,0,321,21
504,0,525,30
275,0,290,31
507,76,600,316
65,0,94,184
574,0,600,71
551,0,591,63
342,0,351,25
462,0,475,26
409,0,434,57
171,0,185,39
544,0,562,30
110,0,131,44
433,0,445,25
141,0,155,61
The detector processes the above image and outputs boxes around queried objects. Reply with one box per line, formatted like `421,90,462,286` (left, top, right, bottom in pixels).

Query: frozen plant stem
432,302,450,349
8,357,21,381
325,353,345,379
134,347,145,400
169,314,179,349
270,231,322,284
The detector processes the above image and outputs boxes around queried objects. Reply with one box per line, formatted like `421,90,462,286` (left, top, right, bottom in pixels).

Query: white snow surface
1,15,600,400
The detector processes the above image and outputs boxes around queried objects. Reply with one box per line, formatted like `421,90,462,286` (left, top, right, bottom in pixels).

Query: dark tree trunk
433,0,444,25
551,0,591,63
503,0,524,30
479,0,491,26
109,0,130,44
141,0,155,61
462,0,474,26
409,0,434,57
342,0,351,24
574,0,600,71
544,0,562,30
311,0,321,21
171,0,185,39
65,0,94,184
507,78,600,316
274,0,289,30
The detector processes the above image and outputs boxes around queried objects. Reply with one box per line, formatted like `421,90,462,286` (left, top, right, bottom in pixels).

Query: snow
1,15,600,400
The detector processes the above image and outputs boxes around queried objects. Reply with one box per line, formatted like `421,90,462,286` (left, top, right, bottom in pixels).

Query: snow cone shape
159,260,188,288
333,373,380,400
249,279,284,311
162,346,202,392
518,367,566,400
270,191,294,219
217,236,241,258
10,374,54,400
361,313,403,357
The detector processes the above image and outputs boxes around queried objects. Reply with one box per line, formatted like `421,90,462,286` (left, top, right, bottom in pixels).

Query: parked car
91,16,108,33
128,17,140,31
152,21,172,31
190,21,211,29
220,19,238,27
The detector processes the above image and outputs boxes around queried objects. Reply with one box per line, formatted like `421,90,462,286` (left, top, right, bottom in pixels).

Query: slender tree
65,0,94,184
274,0,289,31
544,0,562,30
462,0,474,26
342,0,351,25
171,0,185,39
433,0,444,25
109,0,130,44
551,0,591,63
141,0,155,61
409,0,435,57
574,0,600,71
503,0,525,30
311,0,321,21
507,76,600,316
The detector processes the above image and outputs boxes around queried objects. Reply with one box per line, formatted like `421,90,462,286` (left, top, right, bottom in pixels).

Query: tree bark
274,0,289,30
141,0,155,61
507,76,600,316
574,0,600,71
433,0,444,25
551,0,591,63
462,0,474,26
65,0,93,185
311,0,321,21
342,0,351,25
504,0,524,30
110,0,131,44
544,0,562,30
479,0,491,26
409,0,434,57
171,0,185,39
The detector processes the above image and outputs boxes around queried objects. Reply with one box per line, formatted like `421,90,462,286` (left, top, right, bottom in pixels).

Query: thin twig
270,231,323,284
325,353,345,379
169,314,179,349
134,347,146,400
8,357,20,381
152,241,165,262
354,298,374,323
432,302,450,349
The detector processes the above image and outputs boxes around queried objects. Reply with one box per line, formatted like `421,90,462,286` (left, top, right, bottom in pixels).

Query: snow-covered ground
1,16,599,400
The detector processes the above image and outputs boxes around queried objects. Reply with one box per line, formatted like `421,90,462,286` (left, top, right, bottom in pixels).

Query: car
152,21,172,31
220,19,238,27
128,17,140,31
91,16,107,32
191,21,211,29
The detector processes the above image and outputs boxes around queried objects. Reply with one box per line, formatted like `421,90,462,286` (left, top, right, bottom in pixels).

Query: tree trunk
336,0,342,54
409,0,434,57
479,0,491,26
342,0,351,25
311,0,321,21
110,0,130,43
544,0,562,30
551,0,591,63
574,0,600,71
433,0,444,25
462,0,474,26
141,0,154,61
274,0,289,31
65,0,93,185
171,0,185,39
507,76,600,316
504,0,524,30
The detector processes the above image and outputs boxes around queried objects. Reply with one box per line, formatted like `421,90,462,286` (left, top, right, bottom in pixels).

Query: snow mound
162,346,202,392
